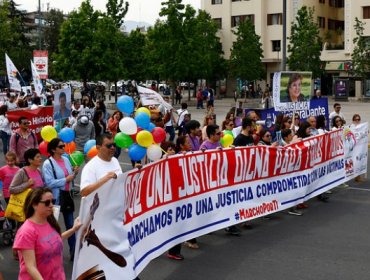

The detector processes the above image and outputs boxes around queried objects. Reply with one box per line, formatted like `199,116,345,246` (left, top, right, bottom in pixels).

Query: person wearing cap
72,115,95,151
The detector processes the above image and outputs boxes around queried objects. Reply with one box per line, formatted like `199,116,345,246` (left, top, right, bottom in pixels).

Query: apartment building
202,0,370,97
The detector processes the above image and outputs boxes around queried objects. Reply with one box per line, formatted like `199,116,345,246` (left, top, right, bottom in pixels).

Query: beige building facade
202,0,370,97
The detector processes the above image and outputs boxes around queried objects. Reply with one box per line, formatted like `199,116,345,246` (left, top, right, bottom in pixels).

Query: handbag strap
48,158,57,179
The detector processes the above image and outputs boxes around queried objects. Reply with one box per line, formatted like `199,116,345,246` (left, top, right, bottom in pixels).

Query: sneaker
326,190,333,194
167,253,184,260
288,209,303,216
225,226,241,236
317,194,329,202
184,241,199,249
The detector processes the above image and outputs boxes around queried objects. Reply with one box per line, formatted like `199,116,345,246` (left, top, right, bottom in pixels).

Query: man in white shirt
80,133,120,197
176,103,189,127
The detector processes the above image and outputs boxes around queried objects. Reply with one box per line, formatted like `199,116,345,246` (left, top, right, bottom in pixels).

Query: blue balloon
135,112,150,129
59,127,75,143
84,139,96,154
147,122,156,132
117,95,134,115
128,144,147,161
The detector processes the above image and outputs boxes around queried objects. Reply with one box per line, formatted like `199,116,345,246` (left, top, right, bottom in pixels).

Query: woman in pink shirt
13,187,81,279
9,149,45,195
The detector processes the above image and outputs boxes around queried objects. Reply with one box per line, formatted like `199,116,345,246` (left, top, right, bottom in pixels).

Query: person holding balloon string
42,138,79,261
107,110,124,159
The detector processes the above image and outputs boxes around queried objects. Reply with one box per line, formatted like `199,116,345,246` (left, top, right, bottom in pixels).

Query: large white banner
73,127,368,279
5,53,22,91
137,85,172,110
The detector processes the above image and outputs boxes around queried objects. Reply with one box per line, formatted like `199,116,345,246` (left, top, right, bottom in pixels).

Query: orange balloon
87,146,98,158
65,141,76,154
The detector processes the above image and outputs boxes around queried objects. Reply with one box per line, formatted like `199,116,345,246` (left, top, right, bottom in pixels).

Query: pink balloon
152,127,166,143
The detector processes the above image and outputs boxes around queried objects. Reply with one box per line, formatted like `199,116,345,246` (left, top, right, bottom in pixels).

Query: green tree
54,0,125,86
44,9,65,55
106,0,129,28
287,6,323,77
0,0,32,73
229,19,264,82
123,29,147,81
352,17,370,80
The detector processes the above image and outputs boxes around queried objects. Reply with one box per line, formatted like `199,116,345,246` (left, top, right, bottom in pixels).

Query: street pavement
1,95,370,279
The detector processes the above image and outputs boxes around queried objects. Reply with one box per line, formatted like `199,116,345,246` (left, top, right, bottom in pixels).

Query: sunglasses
354,119,360,121
21,121,30,125
58,145,65,149
216,132,222,136
39,199,56,207
228,123,234,126
264,134,272,137
105,143,117,149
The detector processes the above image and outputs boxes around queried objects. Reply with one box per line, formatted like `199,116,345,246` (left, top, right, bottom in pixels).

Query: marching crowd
0,86,365,279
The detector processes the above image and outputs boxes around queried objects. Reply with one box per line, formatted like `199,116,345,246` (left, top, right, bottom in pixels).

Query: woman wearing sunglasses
42,138,78,261
13,187,81,279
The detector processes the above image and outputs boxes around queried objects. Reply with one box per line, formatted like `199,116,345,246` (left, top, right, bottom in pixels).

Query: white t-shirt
80,156,122,192
176,109,189,125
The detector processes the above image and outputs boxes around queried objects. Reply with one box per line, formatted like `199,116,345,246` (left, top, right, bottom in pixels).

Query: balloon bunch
115,96,167,161
39,125,88,167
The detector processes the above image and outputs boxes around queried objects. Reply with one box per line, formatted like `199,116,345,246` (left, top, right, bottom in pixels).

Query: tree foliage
43,9,65,55
352,17,370,79
54,0,125,82
106,0,129,28
0,0,31,72
287,6,323,78
229,19,264,82
145,0,224,85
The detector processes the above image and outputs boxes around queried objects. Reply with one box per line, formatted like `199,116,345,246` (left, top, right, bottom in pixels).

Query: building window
272,40,281,52
211,0,222,4
231,14,255,27
363,7,370,19
318,16,326,28
319,0,325,3
328,19,344,30
329,0,344,8
213,18,222,29
267,13,282,25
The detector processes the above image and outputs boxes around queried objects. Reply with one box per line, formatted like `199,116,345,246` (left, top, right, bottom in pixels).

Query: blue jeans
165,125,175,142
0,131,10,155
63,211,76,255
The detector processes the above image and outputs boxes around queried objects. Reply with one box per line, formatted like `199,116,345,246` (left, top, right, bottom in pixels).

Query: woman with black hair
9,148,44,195
296,121,312,139
93,110,106,136
42,138,77,261
13,187,81,279
317,115,328,134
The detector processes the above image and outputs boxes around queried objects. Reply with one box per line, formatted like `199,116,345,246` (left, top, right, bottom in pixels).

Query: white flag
137,85,172,110
5,53,22,91
31,60,43,96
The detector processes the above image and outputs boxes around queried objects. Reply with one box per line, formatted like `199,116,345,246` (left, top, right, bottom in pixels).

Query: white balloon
119,117,137,135
147,144,163,161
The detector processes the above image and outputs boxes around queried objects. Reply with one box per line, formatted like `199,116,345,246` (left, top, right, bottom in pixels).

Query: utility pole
38,0,41,49
282,0,287,71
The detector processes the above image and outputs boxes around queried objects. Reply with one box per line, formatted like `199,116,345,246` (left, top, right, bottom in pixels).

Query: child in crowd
0,151,20,203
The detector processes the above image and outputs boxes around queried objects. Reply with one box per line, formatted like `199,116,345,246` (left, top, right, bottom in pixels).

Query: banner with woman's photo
273,71,312,111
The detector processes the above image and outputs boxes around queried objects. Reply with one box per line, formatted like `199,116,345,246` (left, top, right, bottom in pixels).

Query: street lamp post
38,0,41,49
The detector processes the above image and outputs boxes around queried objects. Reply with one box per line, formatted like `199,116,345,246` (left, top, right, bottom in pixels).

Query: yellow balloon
135,107,151,117
136,130,154,148
221,134,234,148
41,125,58,142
